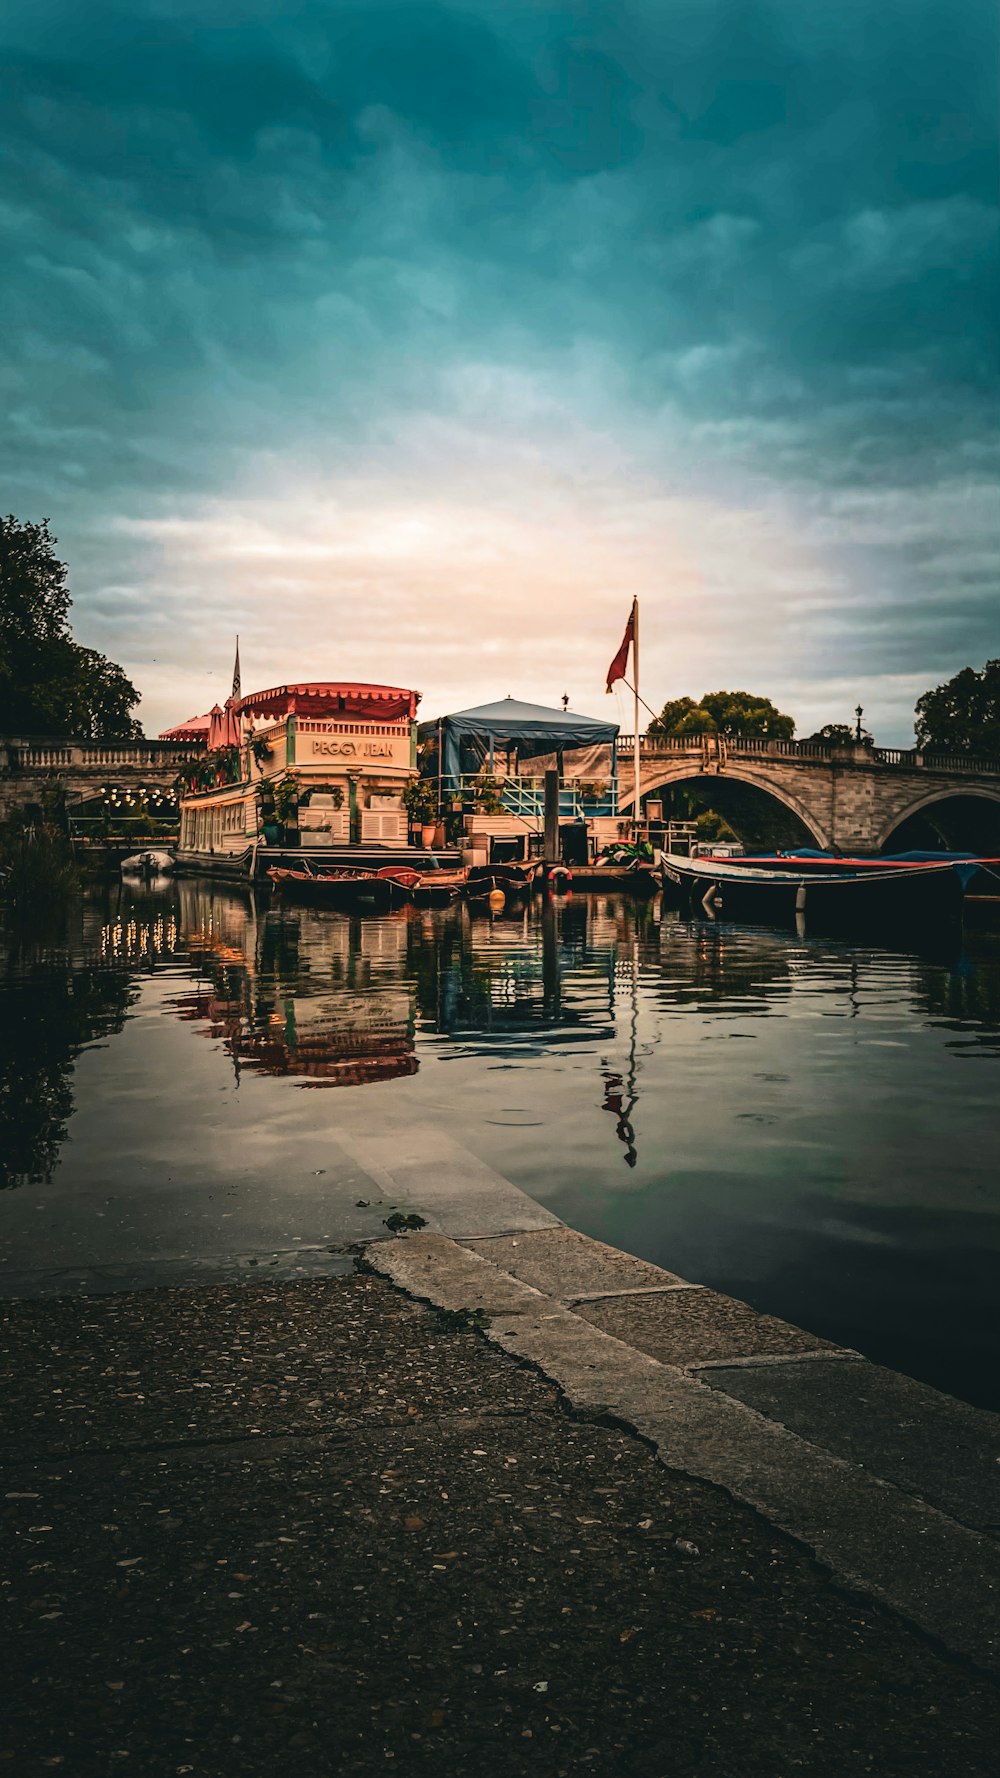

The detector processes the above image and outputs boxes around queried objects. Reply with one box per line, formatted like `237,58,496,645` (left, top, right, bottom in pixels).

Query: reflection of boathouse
171,882,417,1087
167,681,422,872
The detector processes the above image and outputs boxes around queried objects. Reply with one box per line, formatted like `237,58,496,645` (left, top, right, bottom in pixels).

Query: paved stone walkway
3,1271,998,1776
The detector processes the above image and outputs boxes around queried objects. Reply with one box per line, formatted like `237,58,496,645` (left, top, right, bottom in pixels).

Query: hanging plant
251,735,272,767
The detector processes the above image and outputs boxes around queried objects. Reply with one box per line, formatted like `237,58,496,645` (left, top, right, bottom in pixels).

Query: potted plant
256,787,280,845
402,777,438,846
472,771,504,814
273,775,300,846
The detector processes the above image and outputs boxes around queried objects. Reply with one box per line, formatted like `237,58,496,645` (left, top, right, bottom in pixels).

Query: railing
442,774,618,820
68,816,180,840
3,735,202,772
619,736,1000,775
295,719,410,738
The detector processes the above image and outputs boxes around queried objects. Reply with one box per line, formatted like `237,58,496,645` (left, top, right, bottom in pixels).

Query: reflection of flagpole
600,922,641,1167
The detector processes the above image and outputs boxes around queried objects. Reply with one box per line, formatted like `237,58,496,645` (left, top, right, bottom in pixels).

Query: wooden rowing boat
465,862,538,899
266,865,402,908
559,862,659,894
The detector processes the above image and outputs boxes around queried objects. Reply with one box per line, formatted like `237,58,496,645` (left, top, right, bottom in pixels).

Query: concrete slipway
348,1127,1000,1679
3,1124,999,1774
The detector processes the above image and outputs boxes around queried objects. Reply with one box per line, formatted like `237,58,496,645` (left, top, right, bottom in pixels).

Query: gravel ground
2,1272,998,1776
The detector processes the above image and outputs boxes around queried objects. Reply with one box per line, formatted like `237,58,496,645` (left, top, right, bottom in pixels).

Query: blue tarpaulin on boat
782,847,984,888
426,697,619,780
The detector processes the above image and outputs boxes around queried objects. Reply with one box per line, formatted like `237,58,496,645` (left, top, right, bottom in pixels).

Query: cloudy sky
2,1,997,742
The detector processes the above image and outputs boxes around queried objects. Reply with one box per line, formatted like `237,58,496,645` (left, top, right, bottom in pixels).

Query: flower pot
262,821,281,846
420,823,436,849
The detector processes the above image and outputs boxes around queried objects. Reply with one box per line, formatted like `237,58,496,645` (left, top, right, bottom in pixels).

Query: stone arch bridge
0,734,203,824
616,734,1000,853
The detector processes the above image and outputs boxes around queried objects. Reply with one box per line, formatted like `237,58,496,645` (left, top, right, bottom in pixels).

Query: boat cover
778,847,984,888
428,697,619,780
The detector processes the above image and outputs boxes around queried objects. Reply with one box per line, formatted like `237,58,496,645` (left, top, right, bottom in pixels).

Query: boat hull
562,864,659,894
267,867,398,909
465,863,537,899
660,854,966,933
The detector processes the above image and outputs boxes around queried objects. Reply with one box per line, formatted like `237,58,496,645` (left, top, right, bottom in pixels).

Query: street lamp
855,704,864,743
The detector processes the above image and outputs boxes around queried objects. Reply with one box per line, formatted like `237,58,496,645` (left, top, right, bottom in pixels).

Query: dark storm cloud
1,1,996,739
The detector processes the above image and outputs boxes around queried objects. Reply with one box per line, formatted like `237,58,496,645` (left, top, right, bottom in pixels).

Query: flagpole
632,596,640,834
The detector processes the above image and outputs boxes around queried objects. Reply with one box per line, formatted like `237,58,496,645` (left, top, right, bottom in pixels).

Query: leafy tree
914,661,1000,754
0,515,143,737
694,810,738,841
648,690,794,739
805,721,873,746
647,696,715,737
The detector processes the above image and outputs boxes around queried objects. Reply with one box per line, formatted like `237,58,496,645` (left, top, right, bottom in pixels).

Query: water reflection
169,884,418,1087
2,882,1000,1406
0,956,135,1191
412,898,619,1048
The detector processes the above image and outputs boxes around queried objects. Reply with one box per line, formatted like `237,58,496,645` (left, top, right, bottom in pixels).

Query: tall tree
648,690,795,739
0,515,143,737
915,661,1000,754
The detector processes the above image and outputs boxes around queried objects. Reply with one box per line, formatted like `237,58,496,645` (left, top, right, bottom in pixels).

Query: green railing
443,775,618,820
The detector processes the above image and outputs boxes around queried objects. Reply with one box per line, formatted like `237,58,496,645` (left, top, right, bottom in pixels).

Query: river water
2,879,999,1409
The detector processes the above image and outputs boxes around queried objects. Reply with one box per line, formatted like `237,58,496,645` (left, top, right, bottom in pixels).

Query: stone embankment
4,1133,999,1773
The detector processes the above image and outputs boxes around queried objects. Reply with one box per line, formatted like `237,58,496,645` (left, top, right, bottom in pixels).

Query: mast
632,596,640,833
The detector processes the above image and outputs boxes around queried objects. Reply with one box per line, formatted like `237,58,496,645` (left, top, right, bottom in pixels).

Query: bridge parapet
620,735,1000,776
1,733,205,821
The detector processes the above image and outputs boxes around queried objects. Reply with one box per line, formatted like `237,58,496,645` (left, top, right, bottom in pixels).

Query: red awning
159,713,212,741
206,704,226,750
238,683,420,722
221,697,242,749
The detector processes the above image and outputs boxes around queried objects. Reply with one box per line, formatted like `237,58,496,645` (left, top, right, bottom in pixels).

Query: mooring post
543,768,560,867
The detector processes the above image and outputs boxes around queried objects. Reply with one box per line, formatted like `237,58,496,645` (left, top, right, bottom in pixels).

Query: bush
0,820,79,911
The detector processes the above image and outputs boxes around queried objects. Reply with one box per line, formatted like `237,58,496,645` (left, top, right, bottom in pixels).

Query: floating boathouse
169,681,454,875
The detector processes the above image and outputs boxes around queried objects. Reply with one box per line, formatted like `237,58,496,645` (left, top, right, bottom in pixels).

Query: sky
2,1,997,744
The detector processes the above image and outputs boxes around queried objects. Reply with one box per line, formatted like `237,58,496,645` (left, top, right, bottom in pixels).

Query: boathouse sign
310,738,396,759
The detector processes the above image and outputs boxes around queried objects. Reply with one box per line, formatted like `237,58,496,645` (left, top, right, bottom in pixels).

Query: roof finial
232,636,241,700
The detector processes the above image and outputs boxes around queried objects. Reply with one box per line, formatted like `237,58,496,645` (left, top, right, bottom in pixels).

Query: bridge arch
621,762,831,850
876,787,1000,854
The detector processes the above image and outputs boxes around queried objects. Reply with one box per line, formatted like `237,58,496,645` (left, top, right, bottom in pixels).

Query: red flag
606,610,634,692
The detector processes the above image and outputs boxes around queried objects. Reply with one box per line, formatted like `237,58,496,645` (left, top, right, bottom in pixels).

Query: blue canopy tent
424,697,619,783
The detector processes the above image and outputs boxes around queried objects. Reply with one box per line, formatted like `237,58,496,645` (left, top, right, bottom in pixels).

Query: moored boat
558,861,660,894
121,848,175,878
267,865,404,909
465,862,538,899
660,851,976,933
377,863,468,904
